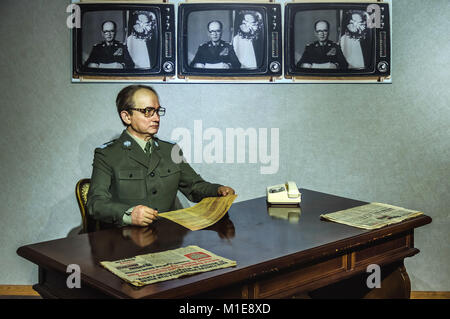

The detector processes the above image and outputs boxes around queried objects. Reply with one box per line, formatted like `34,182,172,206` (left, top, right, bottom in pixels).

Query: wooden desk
17,189,431,299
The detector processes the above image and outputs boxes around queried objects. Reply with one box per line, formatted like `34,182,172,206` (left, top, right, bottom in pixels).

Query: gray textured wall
0,0,448,291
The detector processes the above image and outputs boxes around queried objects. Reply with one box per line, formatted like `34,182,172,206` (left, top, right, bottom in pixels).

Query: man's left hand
217,186,235,196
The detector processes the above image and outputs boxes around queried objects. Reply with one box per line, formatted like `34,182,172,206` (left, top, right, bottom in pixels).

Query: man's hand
98,62,124,69
204,62,230,69
311,62,337,69
87,62,100,68
131,205,158,226
193,63,205,68
217,186,235,196
300,63,312,68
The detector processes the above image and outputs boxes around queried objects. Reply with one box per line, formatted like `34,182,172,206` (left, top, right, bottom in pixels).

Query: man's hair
314,20,330,31
116,85,159,126
207,20,223,31
102,20,117,31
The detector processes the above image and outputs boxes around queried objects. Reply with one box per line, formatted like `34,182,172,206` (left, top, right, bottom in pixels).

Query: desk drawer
352,233,410,267
254,256,346,298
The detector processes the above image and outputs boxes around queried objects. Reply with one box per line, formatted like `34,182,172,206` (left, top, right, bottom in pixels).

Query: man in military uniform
191,20,241,69
84,20,134,69
87,85,235,227
296,20,348,70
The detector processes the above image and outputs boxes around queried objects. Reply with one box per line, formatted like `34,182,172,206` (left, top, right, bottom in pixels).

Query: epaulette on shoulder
97,140,116,150
203,41,216,47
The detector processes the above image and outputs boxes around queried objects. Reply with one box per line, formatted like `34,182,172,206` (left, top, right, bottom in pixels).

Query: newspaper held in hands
158,194,237,231
100,245,236,287
320,202,423,230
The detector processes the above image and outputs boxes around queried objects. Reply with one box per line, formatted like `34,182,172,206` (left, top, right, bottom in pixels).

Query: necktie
144,140,152,155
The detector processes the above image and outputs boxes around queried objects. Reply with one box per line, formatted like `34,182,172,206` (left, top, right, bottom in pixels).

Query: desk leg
32,267,58,299
309,261,411,299
33,266,111,299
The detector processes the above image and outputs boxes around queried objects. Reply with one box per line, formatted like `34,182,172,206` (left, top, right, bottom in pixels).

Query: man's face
208,22,222,43
124,89,160,140
315,21,329,43
102,22,116,43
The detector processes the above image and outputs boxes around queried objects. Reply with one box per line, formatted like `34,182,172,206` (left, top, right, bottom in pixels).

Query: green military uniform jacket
87,130,222,226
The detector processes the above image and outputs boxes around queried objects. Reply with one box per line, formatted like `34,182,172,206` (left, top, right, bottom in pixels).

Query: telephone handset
267,181,301,205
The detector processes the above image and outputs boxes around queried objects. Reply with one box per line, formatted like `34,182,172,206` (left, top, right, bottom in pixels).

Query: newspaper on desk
100,245,236,287
320,202,423,230
158,194,237,231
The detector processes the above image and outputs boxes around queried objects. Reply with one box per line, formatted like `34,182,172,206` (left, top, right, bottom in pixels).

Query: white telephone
266,181,301,205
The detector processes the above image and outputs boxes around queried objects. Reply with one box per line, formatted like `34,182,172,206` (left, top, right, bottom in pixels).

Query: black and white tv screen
185,9,265,71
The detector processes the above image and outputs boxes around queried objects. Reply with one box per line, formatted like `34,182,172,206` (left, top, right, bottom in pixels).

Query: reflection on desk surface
267,205,302,224
88,214,235,264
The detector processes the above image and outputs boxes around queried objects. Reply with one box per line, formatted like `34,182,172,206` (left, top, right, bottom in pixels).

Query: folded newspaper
100,245,236,287
320,202,423,230
159,194,237,231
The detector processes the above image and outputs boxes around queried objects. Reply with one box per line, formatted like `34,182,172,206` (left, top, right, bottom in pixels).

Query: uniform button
150,172,155,177
167,169,171,173
129,174,133,178
152,190,157,195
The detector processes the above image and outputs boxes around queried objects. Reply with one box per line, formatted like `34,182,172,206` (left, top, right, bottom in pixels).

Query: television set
284,1,391,82
72,1,175,81
177,2,282,80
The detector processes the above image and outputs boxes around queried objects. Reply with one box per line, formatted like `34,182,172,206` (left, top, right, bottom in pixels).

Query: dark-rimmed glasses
127,107,166,117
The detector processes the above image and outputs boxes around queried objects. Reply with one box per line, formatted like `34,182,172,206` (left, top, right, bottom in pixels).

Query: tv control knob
163,61,174,73
377,61,389,73
269,61,281,73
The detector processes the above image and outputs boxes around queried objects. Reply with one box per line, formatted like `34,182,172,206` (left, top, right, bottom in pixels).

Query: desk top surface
17,189,431,298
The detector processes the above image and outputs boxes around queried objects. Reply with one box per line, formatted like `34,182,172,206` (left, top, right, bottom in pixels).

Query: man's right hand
131,205,158,226
98,62,124,69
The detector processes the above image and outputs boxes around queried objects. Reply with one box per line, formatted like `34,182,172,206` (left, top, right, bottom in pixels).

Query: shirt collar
125,129,151,152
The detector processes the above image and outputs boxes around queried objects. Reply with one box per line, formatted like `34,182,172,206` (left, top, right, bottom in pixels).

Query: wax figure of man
87,85,235,227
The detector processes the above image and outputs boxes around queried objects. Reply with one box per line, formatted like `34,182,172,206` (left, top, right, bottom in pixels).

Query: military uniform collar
102,40,119,47
125,130,150,152
120,130,160,150
315,40,332,47
209,40,224,47
119,130,161,171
